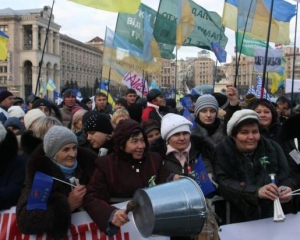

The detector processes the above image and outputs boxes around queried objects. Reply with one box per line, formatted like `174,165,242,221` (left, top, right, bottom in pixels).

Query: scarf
196,117,220,136
55,160,78,179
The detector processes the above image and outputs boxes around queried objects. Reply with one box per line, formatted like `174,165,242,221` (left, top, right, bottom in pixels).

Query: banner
254,48,282,73
122,71,149,96
0,203,169,240
285,79,300,93
115,3,175,59
154,0,228,51
236,32,269,57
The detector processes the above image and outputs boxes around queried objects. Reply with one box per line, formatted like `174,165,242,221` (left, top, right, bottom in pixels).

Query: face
234,123,260,153
125,93,137,105
124,132,146,160
153,95,166,107
64,96,76,108
198,108,217,124
95,96,107,110
86,101,92,110
254,105,272,128
1,96,14,108
74,119,82,130
55,143,77,167
146,129,161,144
168,132,190,152
38,106,50,116
86,131,108,148
277,102,289,116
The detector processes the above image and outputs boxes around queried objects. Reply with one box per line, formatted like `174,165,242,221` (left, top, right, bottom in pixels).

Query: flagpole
291,3,298,115
261,0,275,99
174,47,178,101
35,0,55,95
234,0,254,88
141,70,146,98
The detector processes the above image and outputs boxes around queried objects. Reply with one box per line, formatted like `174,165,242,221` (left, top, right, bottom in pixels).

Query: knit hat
0,90,13,103
212,93,230,110
8,106,25,118
161,113,192,141
32,99,51,110
83,112,113,134
194,94,219,117
25,95,40,105
4,117,22,130
141,119,160,135
43,126,78,159
13,97,24,105
227,109,259,136
63,89,76,99
147,89,163,102
0,122,7,144
71,105,83,116
24,109,46,130
81,97,91,104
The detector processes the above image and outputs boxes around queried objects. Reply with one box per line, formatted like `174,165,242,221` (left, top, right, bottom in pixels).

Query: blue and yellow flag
99,82,116,108
0,30,9,61
222,0,296,44
67,0,140,14
46,78,56,91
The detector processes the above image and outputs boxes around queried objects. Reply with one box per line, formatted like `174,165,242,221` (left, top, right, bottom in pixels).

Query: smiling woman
215,109,296,224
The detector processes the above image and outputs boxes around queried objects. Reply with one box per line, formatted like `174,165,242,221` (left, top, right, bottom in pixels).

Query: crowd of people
0,86,300,240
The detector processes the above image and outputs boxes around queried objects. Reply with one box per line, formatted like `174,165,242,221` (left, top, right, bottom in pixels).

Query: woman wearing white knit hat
215,109,295,224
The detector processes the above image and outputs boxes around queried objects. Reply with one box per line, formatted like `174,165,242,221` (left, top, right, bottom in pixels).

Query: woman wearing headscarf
16,126,98,239
84,119,171,236
215,109,296,223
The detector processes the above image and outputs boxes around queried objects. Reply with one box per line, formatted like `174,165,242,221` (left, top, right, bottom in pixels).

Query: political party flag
27,171,53,210
53,91,60,99
121,71,149,96
222,0,296,45
154,0,228,51
269,66,286,93
211,42,227,63
254,48,282,73
67,0,140,14
183,108,197,130
149,80,160,90
0,30,9,61
99,82,116,107
46,78,56,91
246,85,256,95
181,96,194,109
193,155,215,196
256,75,270,100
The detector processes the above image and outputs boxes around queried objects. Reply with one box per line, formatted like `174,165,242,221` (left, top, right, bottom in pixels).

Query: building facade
0,6,103,99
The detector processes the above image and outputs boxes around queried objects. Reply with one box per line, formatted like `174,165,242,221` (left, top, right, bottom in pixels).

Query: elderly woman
17,126,98,239
215,109,295,223
84,119,171,236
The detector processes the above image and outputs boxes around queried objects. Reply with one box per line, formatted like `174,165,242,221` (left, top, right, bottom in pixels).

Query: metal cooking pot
132,177,207,238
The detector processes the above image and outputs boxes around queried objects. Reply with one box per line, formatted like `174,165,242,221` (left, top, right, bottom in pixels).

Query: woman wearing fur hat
84,119,171,236
215,109,295,223
17,126,98,239
0,123,26,210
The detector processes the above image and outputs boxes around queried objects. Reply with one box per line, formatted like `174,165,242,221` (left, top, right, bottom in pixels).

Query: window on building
0,25,8,33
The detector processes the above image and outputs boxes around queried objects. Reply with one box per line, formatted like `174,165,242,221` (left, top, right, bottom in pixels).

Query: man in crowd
124,88,137,107
0,90,14,124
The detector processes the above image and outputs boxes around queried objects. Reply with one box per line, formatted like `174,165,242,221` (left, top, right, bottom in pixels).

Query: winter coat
0,105,9,124
0,130,26,210
83,151,170,233
59,104,73,127
16,145,98,239
215,136,296,223
93,104,113,116
20,130,43,160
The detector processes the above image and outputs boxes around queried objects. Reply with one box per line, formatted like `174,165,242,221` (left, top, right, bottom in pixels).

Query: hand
111,209,130,227
279,186,292,203
258,183,278,201
173,174,182,181
226,85,239,106
68,185,86,211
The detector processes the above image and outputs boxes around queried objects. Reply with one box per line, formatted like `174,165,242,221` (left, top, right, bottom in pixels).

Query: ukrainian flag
222,0,296,44
0,30,9,61
67,0,140,14
99,82,116,108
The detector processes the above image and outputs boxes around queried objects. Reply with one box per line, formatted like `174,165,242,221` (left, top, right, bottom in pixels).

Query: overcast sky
1,0,299,62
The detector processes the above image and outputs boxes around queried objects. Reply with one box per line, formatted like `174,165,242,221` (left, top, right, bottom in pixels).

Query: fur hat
147,89,163,102
0,122,7,144
43,126,78,159
8,106,25,118
194,95,218,117
161,113,192,141
32,99,51,111
24,109,46,130
83,112,113,134
0,90,13,103
227,109,259,136
4,117,22,130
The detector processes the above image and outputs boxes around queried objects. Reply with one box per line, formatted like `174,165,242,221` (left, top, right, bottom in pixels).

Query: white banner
0,202,169,240
285,79,300,93
254,48,282,73
121,71,149,97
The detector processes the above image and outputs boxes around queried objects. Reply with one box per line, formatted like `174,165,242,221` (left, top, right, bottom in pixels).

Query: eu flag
211,42,227,63
194,155,215,196
183,108,197,130
180,96,194,109
27,171,53,210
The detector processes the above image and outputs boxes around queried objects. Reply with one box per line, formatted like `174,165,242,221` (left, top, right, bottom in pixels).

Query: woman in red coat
84,119,171,236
